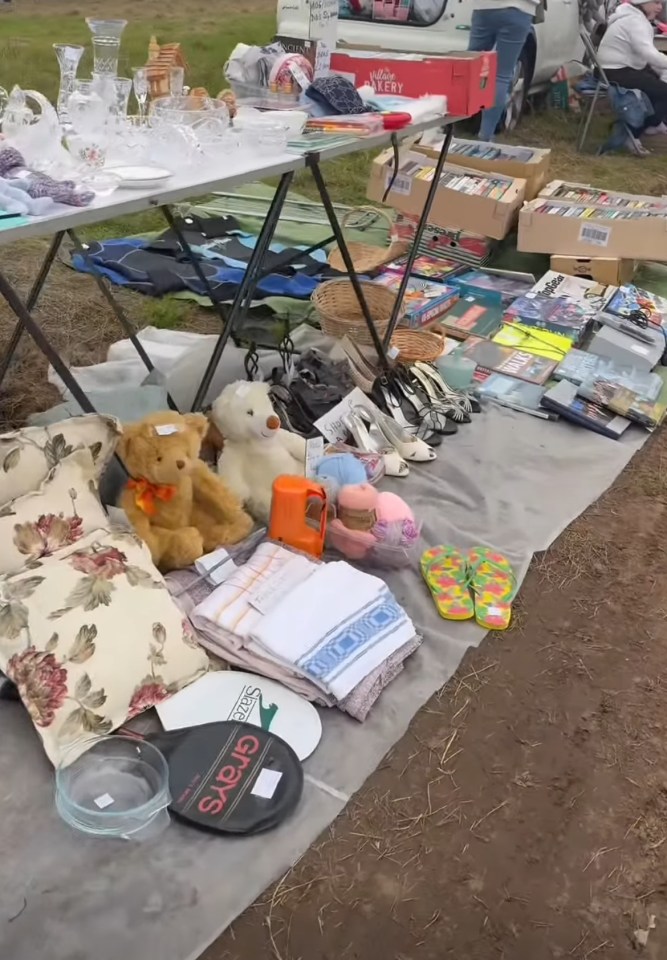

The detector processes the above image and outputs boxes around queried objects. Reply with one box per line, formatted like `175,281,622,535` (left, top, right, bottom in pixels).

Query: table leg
67,230,158,376
0,269,97,413
307,155,390,370
382,123,454,350
0,231,65,385
162,171,295,411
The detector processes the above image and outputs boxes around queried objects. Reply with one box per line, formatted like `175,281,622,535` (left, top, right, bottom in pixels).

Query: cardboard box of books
368,149,526,242
550,255,635,286
416,137,550,201
518,197,667,260
538,180,667,212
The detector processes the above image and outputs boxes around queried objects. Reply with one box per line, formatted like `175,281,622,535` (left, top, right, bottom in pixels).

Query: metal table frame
0,117,459,416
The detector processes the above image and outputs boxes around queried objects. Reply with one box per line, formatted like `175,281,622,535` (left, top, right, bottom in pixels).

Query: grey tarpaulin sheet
0,406,648,960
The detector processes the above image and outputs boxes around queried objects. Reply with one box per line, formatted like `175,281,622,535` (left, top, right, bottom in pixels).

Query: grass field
3,0,667,222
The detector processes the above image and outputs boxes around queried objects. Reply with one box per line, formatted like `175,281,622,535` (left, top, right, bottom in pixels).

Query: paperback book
374,273,459,329
504,294,591,343
453,336,558,385
438,297,504,340
540,379,631,439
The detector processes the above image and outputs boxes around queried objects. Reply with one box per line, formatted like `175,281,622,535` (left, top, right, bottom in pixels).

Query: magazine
505,294,592,343
476,374,556,419
383,254,466,284
455,269,534,307
531,270,616,315
578,368,667,430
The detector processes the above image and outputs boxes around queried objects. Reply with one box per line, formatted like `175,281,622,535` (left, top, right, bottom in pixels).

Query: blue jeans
468,6,533,140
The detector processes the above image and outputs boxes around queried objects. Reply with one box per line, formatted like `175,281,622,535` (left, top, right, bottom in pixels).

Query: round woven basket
328,206,408,274
390,328,445,364
312,279,399,346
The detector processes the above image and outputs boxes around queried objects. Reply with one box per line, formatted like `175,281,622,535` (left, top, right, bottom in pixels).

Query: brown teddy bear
118,411,253,572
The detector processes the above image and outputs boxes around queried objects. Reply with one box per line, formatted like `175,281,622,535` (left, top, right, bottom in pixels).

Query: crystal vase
86,18,127,77
53,43,84,125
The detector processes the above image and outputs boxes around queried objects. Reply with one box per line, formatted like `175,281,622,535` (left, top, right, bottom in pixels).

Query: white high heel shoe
367,405,437,463
343,407,410,478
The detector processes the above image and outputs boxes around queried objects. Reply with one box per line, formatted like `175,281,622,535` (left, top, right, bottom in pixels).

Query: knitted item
0,176,54,215
337,483,377,532
0,145,94,207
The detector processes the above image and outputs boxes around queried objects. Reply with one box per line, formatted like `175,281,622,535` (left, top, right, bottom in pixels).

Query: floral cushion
0,447,111,577
0,527,209,765
0,414,120,504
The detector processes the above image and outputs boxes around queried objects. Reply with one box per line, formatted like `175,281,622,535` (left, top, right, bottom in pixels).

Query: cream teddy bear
211,380,307,523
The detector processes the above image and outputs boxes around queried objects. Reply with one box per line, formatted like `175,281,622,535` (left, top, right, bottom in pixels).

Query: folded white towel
250,560,415,700
191,541,317,651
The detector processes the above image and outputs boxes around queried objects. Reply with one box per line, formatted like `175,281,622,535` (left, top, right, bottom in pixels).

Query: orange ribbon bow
127,477,177,517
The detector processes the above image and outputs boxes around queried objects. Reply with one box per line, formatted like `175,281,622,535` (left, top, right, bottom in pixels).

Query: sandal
467,546,517,631
344,407,409,478
420,545,475,621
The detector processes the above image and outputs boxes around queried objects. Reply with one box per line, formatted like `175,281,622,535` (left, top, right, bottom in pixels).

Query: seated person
598,0,667,135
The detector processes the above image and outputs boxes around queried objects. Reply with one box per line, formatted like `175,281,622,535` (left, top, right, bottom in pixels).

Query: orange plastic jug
268,475,327,558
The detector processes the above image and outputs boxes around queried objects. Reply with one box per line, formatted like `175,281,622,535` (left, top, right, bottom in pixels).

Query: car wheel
503,47,531,131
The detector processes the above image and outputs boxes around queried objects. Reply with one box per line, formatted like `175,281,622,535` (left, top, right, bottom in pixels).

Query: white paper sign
313,387,379,443
304,436,324,477
308,0,338,41
251,768,283,799
313,39,332,78
94,793,114,809
194,547,237,586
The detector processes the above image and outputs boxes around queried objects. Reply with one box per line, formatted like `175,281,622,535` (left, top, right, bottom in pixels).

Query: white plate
107,165,173,188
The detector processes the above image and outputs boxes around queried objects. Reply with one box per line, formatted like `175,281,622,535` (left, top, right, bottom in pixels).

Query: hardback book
530,270,616,315
540,379,631,439
453,336,558,385
382,254,466,284
374,273,459,329
555,349,663,399
605,284,667,327
438,297,504,340
504,294,591,344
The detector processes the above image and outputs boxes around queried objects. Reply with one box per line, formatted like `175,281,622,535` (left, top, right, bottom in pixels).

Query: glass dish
55,735,171,841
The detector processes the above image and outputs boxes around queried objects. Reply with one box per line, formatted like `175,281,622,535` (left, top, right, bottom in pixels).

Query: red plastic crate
330,49,497,116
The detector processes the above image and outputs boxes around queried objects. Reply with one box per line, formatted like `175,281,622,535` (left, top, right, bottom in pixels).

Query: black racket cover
147,721,303,835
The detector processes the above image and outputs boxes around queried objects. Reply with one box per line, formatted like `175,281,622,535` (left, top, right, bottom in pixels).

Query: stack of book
390,213,496,268
383,254,466,284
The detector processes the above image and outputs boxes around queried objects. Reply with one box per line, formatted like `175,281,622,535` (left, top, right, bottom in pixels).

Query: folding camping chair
576,28,612,152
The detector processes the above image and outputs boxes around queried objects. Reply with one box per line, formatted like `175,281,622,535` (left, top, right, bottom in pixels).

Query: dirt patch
201,428,667,960
0,240,219,429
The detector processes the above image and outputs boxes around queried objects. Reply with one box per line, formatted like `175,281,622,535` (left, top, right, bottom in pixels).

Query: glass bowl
55,735,171,841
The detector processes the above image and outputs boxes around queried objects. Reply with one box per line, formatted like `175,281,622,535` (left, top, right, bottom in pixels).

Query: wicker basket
328,206,408,274
312,279,400,346
390,328,445,364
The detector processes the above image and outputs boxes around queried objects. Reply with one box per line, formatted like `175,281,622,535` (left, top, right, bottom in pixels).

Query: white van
276,0,585,127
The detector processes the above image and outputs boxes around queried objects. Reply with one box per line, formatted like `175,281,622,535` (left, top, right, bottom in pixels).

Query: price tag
251,768,283,799
154,424,180,436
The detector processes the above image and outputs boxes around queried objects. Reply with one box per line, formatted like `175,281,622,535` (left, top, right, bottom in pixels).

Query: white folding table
0,115,461,413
